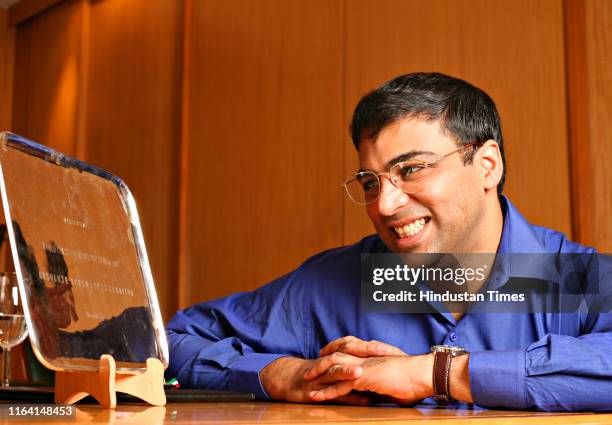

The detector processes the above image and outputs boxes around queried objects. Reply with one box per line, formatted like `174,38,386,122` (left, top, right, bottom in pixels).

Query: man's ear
477,140,503,191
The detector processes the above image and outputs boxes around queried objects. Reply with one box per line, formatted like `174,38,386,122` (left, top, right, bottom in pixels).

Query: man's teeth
394,218,426,238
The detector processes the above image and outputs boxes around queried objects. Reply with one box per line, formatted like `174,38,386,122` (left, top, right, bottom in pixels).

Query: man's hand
304,350,473,405
316,335,417,404
259,355,370,405
261,336,472,406
319,336,406,358
304,353,433,404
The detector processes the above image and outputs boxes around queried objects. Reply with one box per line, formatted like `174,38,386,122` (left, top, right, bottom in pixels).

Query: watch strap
432,351,452,403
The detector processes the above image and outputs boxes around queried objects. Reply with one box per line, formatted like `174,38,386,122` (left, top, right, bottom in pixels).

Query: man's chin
384,239,438,255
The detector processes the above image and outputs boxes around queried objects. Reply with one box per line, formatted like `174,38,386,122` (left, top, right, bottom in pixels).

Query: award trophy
0,132,168,408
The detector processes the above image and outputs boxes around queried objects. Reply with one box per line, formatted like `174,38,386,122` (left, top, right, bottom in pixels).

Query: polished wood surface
343,0,572,245
2,402,612,424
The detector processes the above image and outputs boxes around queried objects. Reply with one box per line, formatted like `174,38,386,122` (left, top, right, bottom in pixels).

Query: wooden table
2,402,612,424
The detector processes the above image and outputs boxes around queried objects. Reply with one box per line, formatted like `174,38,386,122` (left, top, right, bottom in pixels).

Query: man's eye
400,165,425,177
360,178,379,191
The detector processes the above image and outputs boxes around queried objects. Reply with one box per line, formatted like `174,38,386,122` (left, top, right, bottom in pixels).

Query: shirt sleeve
470,326,612,411
525,329,612,411
470,254,612,411
165,272,307,399
470,267,612,412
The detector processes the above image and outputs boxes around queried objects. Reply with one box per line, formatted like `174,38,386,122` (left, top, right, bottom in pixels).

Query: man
166,73,612,411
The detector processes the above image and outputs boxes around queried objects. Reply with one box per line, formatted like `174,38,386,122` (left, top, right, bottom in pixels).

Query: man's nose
376,175,409,216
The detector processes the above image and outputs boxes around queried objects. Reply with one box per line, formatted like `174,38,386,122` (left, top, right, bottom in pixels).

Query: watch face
431,345,467,356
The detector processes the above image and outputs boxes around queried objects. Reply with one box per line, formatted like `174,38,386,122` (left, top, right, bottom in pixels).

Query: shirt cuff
228,353,287,400
469,349,527,409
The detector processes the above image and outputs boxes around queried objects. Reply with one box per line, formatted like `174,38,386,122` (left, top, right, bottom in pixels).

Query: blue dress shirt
166,197,612,411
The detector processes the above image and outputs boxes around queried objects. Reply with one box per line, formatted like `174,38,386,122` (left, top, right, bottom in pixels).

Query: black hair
350,72,506,193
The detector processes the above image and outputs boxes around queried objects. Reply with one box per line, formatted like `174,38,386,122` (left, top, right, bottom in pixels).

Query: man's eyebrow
387,150,436,168
357,150,436,173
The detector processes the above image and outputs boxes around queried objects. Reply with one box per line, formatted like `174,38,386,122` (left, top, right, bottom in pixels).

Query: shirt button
449,332,457,342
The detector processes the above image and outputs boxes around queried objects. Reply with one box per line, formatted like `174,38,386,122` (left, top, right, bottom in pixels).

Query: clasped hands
259,336,438,406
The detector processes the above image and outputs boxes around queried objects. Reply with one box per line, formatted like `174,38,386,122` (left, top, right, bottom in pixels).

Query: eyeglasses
343,142,481,205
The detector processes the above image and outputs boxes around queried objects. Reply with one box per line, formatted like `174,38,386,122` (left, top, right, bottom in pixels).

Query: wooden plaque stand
54,355,166,408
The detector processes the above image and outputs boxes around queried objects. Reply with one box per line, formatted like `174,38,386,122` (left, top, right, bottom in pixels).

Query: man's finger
321,338,405,358
319,336,358,357
318,364,363,384
309,380,354,402
367,340,406,356
303,352,363,381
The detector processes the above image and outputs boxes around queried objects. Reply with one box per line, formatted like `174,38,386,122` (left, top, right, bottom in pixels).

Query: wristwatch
431,345,468,403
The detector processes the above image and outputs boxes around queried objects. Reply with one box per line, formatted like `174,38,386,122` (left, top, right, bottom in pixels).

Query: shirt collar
498,195,548,254
490,195,561,289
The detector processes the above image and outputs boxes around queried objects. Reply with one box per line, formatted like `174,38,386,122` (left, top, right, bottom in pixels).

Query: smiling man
166,73,612,411
354,116,503,255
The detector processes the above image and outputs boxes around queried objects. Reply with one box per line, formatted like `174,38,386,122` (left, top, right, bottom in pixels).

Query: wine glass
0,272,28,386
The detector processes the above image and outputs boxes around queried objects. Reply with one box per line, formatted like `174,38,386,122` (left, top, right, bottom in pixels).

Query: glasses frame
343,142,482,205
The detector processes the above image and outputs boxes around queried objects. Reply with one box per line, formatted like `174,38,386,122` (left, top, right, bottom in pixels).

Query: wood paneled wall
6,0,612,318
10,0,183,321
0,8,14,131
343,0,572,244
0,8,21,381
585,0,612,252
81,0,183,325
0,6,15,276
180,0,344,304
12,0,82,155
564,0,612,252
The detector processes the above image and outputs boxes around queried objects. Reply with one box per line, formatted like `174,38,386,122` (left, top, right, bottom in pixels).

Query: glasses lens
345,172,379,205
390,162,430,194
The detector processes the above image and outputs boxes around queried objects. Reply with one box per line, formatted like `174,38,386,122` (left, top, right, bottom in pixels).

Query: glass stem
2,348,9,386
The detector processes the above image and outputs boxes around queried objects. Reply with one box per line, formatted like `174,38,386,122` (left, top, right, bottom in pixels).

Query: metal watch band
432,351,452,403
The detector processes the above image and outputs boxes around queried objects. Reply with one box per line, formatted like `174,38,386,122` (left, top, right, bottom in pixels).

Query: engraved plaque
0,132,168,371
